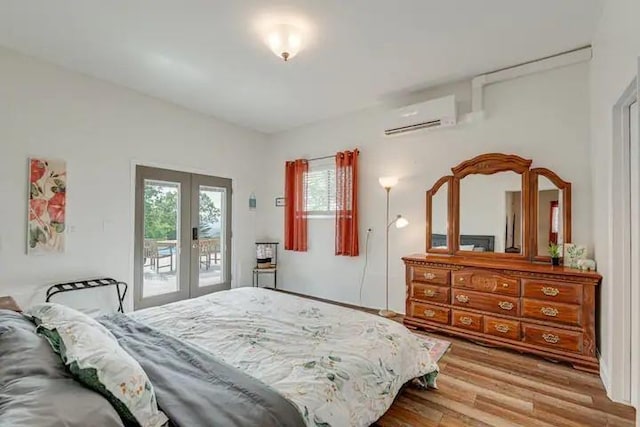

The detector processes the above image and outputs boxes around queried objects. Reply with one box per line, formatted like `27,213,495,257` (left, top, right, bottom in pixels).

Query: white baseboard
599,355,612,398
600,353,636,409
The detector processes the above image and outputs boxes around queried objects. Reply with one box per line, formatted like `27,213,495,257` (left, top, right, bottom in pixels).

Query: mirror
531,168,571,261
426,176,451,253
424,153,572,261
459,171,523,254
536,175,562,255
430,180,449,250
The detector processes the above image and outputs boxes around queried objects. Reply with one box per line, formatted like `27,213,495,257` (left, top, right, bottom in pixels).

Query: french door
134,166,232,309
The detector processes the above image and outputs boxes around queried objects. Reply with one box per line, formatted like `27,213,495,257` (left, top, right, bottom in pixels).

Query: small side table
253,267,277,288
253,242,278,288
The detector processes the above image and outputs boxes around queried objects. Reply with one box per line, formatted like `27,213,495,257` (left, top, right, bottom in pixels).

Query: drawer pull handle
460,316,473,326
424,289,436,297
541,307,559,317
542,287,560,296
423,272,437,280
542,333,560,344
458,277,465,282
495,324,510,333
456,295,470,303
502,283,510,288
423,309,436,318
498,301,514,311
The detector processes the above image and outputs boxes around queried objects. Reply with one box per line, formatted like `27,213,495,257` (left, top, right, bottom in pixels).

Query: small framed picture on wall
275,197,285,207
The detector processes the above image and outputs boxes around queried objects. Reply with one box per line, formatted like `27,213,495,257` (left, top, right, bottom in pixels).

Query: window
304,159,336,217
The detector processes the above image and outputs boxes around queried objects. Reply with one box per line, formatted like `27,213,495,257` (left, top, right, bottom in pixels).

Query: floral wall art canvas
28,158,66,254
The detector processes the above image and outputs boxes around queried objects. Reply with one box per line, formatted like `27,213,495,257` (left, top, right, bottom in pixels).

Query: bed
1,287,439,427
432,233,495,252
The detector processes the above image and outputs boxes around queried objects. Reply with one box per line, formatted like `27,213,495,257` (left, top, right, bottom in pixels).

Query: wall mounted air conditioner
384,95,457,136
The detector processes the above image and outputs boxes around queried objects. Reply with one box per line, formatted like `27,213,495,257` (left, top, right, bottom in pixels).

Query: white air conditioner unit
384,95,457,136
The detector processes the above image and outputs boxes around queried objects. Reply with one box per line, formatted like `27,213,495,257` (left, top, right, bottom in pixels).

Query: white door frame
634,59,640,418
610,60,640,414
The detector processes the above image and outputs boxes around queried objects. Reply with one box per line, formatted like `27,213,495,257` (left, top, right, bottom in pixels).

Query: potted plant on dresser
548,242,562,266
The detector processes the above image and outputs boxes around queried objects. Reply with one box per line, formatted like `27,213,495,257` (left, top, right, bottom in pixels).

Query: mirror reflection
430,181,449,249
537,175,562,255
459,172,523,253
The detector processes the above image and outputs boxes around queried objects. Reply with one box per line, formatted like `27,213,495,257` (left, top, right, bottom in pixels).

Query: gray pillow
0,309,124,427
25,303,167,427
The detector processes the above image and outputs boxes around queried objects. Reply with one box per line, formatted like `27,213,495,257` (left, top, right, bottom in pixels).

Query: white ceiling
0,1,601,134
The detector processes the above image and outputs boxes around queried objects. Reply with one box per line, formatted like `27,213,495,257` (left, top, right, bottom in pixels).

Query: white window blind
304,158,336,217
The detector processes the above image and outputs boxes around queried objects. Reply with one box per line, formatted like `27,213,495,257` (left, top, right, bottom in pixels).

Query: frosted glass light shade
395,217,409,229
378,176,399,189
267,24,302,61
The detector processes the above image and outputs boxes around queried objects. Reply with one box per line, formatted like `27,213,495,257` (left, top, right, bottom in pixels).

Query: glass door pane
135,167,231,308
142,180,181,298
197,185,226,287
191,173,232,297
135,166,191,310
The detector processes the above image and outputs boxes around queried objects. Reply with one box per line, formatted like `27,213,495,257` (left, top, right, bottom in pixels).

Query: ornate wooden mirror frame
425,176,453,253
529,168,572,262
425,153,573,262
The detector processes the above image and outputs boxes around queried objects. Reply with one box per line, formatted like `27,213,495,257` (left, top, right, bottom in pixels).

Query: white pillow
25,303,167,427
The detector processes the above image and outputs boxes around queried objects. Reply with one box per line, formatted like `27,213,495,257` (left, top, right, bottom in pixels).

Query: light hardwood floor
271,289,635,426
377,330,636,427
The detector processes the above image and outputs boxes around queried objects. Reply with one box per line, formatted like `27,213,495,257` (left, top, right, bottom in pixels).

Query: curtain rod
307,154,335,162
304,148,360,162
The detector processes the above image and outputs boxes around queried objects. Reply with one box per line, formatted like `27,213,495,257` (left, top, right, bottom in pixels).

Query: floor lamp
378,176,409,318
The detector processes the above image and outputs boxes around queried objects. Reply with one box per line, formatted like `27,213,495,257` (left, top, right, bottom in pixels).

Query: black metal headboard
432,234,448,248
431,234,495,252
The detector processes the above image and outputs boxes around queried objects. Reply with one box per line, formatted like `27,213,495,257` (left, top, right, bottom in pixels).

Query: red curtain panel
549,200,559,244
284,159,309,251
335,149,360,256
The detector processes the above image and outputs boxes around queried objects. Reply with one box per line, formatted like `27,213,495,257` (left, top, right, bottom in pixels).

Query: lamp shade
378,176,399,189
395,216,409,229
267,24,303,61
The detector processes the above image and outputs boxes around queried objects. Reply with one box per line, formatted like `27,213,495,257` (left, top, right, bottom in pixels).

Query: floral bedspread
130,288,438,427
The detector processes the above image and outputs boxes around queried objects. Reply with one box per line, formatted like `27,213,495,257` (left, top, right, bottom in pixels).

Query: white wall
260,62,592,313
431,183,448,239
589,0,640,405
0,47,267,312
536,189,560,255
459,172,522,252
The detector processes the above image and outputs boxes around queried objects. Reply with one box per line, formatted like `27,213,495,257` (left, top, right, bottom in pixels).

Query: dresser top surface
403,254,602,282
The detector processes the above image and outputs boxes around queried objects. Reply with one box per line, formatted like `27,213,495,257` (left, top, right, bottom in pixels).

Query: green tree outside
144,185,220,239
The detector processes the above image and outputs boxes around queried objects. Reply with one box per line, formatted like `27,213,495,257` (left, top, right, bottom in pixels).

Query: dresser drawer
484,316,521,340
452,310,483,332
522,324,583,353
452,289,520,316
410,283,450,304
522,279,582,305
410,302,450,325
411,267,450,285
452,270,520,296
522,299,581,326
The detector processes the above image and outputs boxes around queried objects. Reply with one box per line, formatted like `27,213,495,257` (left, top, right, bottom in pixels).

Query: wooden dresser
403,254,601,373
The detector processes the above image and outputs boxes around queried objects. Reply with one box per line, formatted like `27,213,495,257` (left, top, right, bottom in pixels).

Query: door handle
192,227,199,240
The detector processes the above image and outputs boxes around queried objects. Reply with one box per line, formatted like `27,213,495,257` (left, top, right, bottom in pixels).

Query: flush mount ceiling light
266,24,303,62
